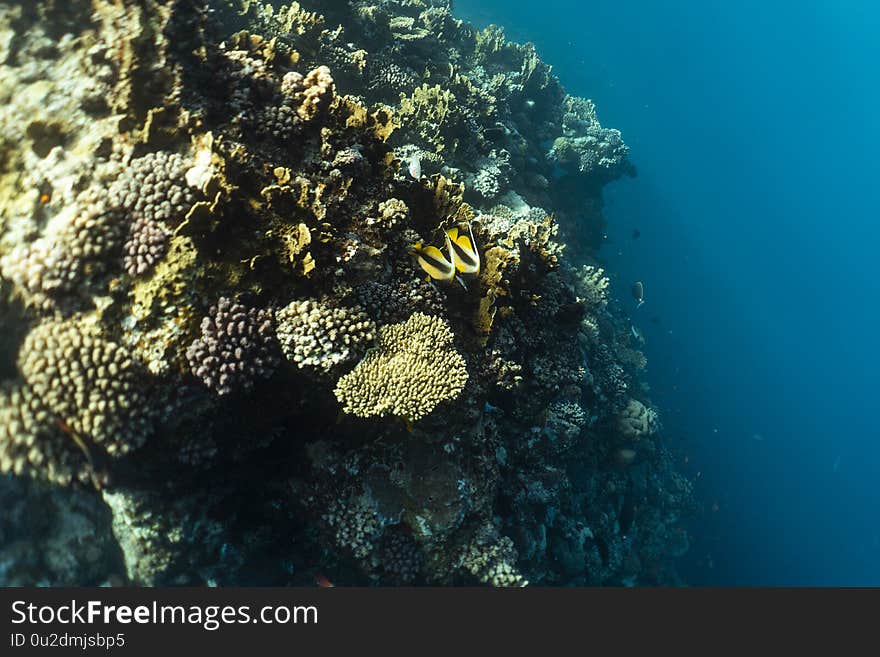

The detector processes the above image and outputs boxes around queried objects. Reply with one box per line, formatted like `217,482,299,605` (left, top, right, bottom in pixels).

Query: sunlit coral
334,312,468,422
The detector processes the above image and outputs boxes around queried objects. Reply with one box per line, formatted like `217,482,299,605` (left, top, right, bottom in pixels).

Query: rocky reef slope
0,0,693,586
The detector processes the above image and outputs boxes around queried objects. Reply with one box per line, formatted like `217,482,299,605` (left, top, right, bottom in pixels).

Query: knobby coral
618,399,659,439
185,298,279,396
275,298,376,375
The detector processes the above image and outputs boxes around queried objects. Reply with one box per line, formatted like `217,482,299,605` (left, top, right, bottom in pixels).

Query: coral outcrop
276,298,375,376
618,399,659,440
185,298,279,396
0,0,693,587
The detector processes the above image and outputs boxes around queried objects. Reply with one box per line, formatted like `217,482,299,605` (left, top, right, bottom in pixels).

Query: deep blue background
455,0,879,584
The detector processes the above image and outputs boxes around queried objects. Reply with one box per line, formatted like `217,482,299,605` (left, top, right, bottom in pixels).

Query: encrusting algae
0,0,694,587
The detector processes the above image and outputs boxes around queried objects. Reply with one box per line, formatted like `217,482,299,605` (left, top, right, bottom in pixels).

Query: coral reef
0,0,693,587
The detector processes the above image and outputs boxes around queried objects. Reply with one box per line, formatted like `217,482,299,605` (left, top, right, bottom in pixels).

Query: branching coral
371,198,409,230
397,83,462,154
334,312,468,422
576,264,610,309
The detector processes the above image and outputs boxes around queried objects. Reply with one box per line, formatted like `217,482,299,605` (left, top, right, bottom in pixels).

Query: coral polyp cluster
185,297,279,396
0,0,693,586
1,313,154,487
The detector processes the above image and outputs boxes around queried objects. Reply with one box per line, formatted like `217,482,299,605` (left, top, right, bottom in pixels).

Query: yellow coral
334,313,468,422
398,84,458,153
577,264,610,309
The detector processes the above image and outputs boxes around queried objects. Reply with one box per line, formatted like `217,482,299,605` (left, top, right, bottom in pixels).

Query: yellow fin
420,244,446,260
448,232,479,275
415,244,456,281
446,227,459,241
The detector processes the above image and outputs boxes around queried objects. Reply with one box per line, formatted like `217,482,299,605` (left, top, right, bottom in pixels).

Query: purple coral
123,217,168,277
257,103,302,143
185,297,279,396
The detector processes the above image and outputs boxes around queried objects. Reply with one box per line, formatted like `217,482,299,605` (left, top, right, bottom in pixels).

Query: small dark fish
631,281,644,307
631,228,640,240
650,315,661,326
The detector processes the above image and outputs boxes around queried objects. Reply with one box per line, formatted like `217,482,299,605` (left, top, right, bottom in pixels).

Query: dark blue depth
456,0,879,585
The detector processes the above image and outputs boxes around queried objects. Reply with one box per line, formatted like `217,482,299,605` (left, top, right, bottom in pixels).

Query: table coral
334,312,468,422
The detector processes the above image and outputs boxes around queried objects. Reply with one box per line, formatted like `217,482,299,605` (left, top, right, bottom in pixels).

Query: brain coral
333,312,468,422
275,299,376,375
618,398,658,439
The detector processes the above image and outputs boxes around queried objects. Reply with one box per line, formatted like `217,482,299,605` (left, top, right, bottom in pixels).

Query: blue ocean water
456,0,879,585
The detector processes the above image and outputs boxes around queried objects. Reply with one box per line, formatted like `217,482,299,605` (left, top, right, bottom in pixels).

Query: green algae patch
130,234,199,322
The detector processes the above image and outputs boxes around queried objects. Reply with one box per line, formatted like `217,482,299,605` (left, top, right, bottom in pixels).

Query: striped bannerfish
409,234,458,283
445,222,480,276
